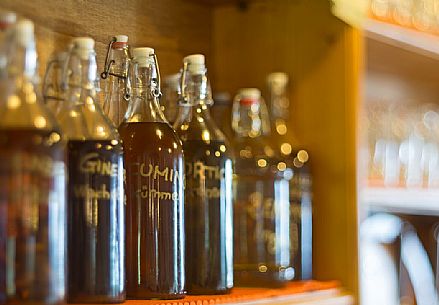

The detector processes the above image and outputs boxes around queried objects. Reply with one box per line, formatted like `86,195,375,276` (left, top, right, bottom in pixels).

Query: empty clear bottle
232,88,293,287
57,37,125,303
101,35,131,127
119,47,185,299
267,72,312,280
0,20,66,305
173,54,233,294
42,51,69,115
162,73,180,125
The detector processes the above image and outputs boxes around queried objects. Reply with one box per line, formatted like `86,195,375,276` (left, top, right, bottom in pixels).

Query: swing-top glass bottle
119,47,185,299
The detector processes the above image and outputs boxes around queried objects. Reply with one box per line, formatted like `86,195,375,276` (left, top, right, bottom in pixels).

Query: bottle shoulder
0,80,61,132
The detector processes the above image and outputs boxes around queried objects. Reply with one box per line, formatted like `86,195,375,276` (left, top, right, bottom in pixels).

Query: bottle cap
0,11,16,30
112,35,128,49
72,37,95,60
239,88,261,99
267,72,288,86
15,19,34,47
132,47,155,68
238,88,261,106
183,54,205,74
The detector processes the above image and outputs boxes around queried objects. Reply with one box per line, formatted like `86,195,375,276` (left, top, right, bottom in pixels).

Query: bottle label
133,162,181,201
68,140,124,206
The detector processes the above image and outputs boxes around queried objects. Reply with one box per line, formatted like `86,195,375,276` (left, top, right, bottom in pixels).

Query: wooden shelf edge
365,19,439,61
361,187,439,216
118,289,353,305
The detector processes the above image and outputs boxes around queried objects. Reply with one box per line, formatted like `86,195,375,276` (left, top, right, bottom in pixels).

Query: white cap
184,54,205,74
0,11,16,26
267,72,288,86
115,35,128,43
239,88,261,99
71,37,95,60
15,19,34,47
132,47,155,68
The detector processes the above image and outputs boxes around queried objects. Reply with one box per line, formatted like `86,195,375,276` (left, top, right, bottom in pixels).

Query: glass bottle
42,51,69,115
57,37,125,303
173,54,233,294
119,47,185,299
267,72,312,280
232,88,293,287
211,92,233,140
101,35,131,127
0,20,66,305
162,73,180,125
0,11,16,82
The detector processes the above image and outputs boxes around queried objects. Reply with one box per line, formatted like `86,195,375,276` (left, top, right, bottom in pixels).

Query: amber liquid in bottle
183,139,233,294
67,140,124,303
0,129,65,305
119,122,185,299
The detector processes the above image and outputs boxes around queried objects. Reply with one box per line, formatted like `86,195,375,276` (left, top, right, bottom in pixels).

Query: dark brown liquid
67,140,125,303
119,122,185,299
0,128,66,305
183,140,233,294
233,139,293,287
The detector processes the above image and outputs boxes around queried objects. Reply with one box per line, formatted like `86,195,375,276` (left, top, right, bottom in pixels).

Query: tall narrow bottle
173,55,233,294
232,88,293,287
101,35,131,127
267,72,312,280
57,37,125,303
0,20,66,304
162,73,180,125
119,47,185,299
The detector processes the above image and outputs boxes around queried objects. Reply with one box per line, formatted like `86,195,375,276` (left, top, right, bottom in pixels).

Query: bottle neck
124,61,166,123
109,47,130,77
232,100,263,138
181,73,208,106
270,82,289,121
9,41,37,82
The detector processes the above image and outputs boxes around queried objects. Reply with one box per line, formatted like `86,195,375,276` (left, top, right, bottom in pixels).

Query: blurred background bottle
162,73,180,125
173,54,233,294
101,35,131,128
266,72,313,280
57,37,125,303
119,47,185,299
0,20,66,305
42,51,69,115
232,88,293,287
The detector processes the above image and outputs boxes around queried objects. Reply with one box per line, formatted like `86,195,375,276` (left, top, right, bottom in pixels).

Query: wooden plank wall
0,0,212,78
211,0,360,299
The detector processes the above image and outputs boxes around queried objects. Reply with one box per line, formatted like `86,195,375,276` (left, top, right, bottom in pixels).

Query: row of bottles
0,12,312,305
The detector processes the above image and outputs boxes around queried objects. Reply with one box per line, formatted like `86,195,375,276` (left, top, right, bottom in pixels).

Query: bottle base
67,294,125,304
127,290,185,300
186,287,232,295
234,267,294,288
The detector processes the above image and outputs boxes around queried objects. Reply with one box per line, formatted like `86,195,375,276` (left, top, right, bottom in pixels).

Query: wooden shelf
365,19,439,104
110,282,352,305
365,19,439,60
362,187,439,216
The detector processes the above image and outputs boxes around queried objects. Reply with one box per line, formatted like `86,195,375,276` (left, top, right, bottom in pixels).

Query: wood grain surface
0,0,212,78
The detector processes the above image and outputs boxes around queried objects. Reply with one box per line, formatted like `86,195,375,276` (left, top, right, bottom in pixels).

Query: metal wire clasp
150,53,162,99
180,60,189,104
100,37,116,79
